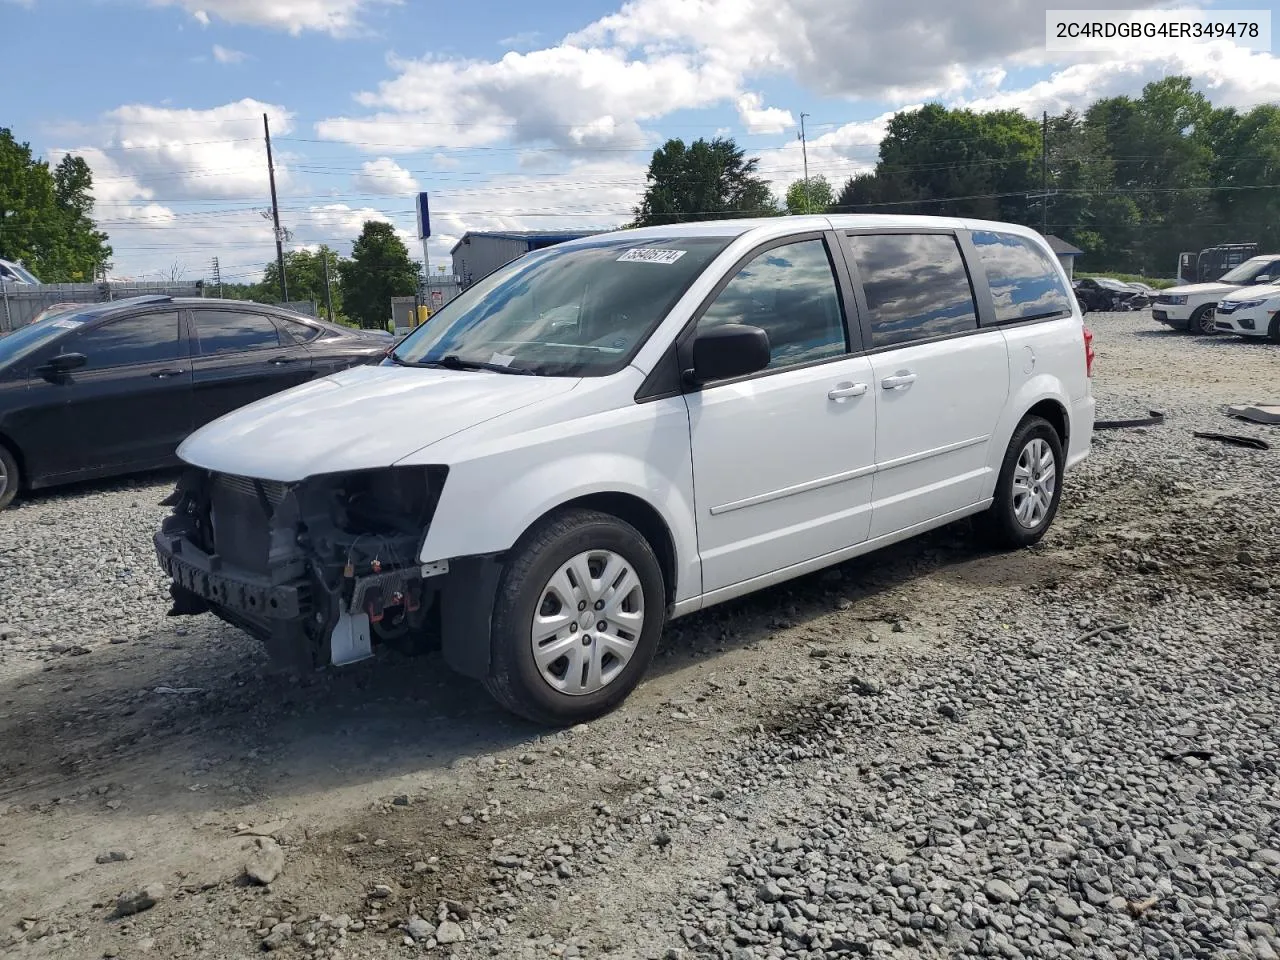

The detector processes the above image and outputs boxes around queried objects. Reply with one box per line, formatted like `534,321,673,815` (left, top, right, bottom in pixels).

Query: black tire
1188,304,1216,336
483,508,666,725
978,416,1065,549
0,444,19,511
1269,314,1280,345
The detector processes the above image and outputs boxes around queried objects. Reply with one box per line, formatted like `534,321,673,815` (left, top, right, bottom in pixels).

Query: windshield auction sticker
617,248,687,264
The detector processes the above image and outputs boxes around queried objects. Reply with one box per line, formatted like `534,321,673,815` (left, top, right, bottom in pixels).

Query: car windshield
1219,257,1273,284
391,236,731,376
0,311,88,367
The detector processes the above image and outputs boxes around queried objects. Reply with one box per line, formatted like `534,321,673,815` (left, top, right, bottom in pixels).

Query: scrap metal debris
1095,410,1165,430
1226,403,1280,425
1192,432,1270,451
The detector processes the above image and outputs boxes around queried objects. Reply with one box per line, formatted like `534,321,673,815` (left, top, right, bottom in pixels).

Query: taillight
1083,326,1095,377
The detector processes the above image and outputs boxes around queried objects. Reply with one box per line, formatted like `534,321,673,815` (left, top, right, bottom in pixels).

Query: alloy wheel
1012,438,1056,529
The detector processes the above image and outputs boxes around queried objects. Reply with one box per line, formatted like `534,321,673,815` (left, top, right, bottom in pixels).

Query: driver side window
1256,261,1280,283
697,238,848,371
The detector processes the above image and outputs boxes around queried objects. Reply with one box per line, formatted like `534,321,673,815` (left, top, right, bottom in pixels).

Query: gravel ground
0,311,1277,960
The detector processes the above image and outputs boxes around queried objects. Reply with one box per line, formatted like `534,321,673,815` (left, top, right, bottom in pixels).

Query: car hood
1163,281,1242,297
177,363,581,482
1219,283,1280,302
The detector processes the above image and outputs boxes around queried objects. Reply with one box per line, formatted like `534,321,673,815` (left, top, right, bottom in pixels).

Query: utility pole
1041,110,1049,234
321,248,335,323
210,256,223,297
798,112,811,214
263,112,288,302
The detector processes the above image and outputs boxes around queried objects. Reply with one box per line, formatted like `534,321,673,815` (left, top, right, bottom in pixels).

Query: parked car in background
1072,276,1147,313
1152,254,1280,335
0,259,41,285
0,296,390,509
155,215,1095,725
1214,285,1280,342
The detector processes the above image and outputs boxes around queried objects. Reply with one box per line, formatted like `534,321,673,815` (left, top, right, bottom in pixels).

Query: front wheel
1189,304,1217,336
484,508,666,725
978,417,1064,549
0,445,19,511
1269,314,1280,345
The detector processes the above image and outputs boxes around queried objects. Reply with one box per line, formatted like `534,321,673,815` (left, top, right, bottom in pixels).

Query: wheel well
1025,399,1068,447
554,492,677,606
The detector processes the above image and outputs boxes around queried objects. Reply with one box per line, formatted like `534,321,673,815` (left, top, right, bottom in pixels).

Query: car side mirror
37,352,87,378
686,323,771,385
1256,275,1273,284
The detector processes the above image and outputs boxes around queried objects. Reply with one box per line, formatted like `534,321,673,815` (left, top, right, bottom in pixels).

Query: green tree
337,221,419,330
784,175,834,215
633,137,778,226
261,246,345,320
0,129,111,281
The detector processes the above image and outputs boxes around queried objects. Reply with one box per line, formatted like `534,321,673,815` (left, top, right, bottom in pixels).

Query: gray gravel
0,312,1277,960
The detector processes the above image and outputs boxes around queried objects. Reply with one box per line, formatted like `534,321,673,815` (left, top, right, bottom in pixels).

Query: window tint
972,230,1073,324
279,318,320,344
69,313,181,369
192,310,282,355
847,233,977,348
698,238,847,371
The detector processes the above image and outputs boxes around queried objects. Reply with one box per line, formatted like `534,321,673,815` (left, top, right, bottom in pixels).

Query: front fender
418,424,701,605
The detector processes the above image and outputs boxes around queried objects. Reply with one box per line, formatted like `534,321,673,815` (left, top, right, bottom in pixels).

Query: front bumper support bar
154,532,310,620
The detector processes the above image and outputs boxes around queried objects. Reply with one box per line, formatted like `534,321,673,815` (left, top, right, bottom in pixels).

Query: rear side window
279,318,321,344
70,313,182,369
972,231,1073,324
192,310,282,355
846,233,977,348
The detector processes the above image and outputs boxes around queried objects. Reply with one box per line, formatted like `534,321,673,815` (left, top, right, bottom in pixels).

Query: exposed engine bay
155,465,454,670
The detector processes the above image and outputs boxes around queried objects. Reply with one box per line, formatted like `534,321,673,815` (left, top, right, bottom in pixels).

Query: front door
841,231,1010,539
686,235,878,594
23,307,193,478
189,307,314,427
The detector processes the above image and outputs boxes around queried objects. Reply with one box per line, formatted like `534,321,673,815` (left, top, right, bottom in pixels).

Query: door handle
151,368,186,379
881,372,917,390
268,356,297,365
828,382,868,400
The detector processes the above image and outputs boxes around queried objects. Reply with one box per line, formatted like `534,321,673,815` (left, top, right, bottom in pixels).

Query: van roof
555,214,1051,247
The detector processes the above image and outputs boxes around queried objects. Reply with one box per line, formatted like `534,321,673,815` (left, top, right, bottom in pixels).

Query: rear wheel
1189,304,1216,335
0,444,19,511
484,508,665,725
978,416,1064,549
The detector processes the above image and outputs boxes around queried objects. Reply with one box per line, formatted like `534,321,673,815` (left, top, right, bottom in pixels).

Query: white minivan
155,216,1095,724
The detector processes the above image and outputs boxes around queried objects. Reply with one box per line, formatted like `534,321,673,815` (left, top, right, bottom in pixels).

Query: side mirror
687,323,771,385
37,352,88,378
1255,275,1273,284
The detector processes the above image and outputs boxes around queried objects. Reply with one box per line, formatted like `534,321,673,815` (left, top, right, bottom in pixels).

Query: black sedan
0,296,390,508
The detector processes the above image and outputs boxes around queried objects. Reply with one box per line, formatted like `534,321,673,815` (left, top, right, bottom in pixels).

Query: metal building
450,231,604,288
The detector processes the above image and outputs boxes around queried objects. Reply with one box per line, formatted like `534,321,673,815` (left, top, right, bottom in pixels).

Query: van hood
1219,283,1280,302
177,363,581,482
1164,281,1241,297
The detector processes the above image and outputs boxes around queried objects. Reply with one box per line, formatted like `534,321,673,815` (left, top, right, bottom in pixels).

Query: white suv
155,216,1096,724
1152,254,1280,334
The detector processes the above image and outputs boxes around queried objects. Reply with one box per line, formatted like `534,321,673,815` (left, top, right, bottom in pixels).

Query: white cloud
959,41,1280,115
63,99,295,202
212,44,247,63
317,46,740,151
736,92,793,134
351,157,420,195
153,0,397,35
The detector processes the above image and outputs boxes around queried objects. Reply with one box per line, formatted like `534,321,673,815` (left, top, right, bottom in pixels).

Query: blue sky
4,0,1278,282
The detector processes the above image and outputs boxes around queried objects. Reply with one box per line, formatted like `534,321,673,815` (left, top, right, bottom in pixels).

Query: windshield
0,312,87,367
1219,257,1273,284
1,261,41,284
391,235,732,376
